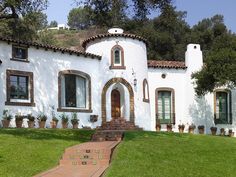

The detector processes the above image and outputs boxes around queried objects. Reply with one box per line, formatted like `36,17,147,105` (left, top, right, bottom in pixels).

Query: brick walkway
35,141,120,177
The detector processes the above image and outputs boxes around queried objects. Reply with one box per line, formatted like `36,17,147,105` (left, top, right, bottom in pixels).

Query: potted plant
178,124,185,133
210,127,217,135
15,113,24,128
166,123,172,132
50,105,58,128
156,119,161,132
37,113,47,128
27,114,35,128
228,129,234,137
60,113,69,129
198,125,205,134
220,128,225,136
188,123,196,134
89,115,98,123
71,112,79,129
1,110,13,128
51,117,58,128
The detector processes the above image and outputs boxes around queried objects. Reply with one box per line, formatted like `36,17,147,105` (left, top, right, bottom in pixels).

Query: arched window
155,88,175,124
143,79,149,102
110,45,125,69
214,89,232,124
58,70,92,112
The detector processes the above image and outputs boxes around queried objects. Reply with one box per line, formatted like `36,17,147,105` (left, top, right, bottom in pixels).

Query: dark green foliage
68,7,93,30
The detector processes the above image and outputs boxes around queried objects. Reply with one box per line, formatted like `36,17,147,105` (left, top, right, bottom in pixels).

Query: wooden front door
111,89,121,118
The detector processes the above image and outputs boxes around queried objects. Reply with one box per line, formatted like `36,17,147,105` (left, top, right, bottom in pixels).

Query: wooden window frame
5,70,35,107
143,79,150,103
214,89,232,124
110,45,126,70
11,45,29,63
155,88,175,124
57,70,92,113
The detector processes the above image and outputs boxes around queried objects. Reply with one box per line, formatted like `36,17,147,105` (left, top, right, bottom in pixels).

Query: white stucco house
0,28,235,136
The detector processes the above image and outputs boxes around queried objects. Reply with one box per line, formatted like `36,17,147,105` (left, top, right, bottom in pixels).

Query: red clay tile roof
82,33,147,48
0,37,101,60
148,60,187,69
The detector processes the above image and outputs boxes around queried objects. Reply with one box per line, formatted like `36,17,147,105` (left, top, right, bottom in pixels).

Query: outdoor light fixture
132,68,137,87
0,60,2,65
134,78,137,87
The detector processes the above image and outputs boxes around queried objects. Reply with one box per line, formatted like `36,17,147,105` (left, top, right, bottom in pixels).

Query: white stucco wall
86,37,151,130
0,42,101,128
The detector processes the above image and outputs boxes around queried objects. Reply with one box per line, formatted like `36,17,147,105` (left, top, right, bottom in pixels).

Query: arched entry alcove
101,78,135,124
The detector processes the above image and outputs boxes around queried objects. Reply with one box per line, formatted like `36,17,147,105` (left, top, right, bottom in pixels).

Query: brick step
60,159,110,166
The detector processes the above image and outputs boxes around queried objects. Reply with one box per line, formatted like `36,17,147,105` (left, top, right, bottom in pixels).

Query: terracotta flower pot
166,124,172,132
39,121,46,128
210,127,217,136
156,125,161,132
220,128,225,136
188,127,195,134
179,127,184,133
50,121,58,129
62,122,68,129
2,120,10,128
15,120,23,128
229,130,234,137
27,121,35,128
198,126,205,134
72,123,78,129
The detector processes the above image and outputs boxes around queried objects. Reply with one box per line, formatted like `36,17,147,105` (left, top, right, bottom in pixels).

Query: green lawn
0,129,94,177
105,131,236,177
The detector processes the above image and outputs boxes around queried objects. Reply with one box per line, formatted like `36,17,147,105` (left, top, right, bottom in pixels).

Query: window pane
76,76,86,108
216,92,228,122
14,47,27,59
10,76,17,82
114,49,120,64
9,75,28,99
158,91,171,121
65,75,76,107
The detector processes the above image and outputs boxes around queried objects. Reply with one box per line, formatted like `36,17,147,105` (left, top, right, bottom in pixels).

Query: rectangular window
157,91,172,124
215,91,231,124
5,70,35,107
12,46,28,61
10,75,28,99
63,74,87,108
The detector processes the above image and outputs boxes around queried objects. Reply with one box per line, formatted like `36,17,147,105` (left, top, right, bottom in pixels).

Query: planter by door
166,124,172,132
39,121,46,128
1,120,10,128
156,124,161,132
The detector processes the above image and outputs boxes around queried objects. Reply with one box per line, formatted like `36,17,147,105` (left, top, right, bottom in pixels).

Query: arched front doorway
111,89,121,118
101,77,135,124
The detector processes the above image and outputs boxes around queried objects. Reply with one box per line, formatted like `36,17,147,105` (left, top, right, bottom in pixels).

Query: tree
0,12,48,40
133,0,173,21
68,7,93,30
49,20,58,27
0,0,48,19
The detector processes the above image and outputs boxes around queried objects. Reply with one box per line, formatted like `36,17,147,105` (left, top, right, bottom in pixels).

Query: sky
45,0,236,33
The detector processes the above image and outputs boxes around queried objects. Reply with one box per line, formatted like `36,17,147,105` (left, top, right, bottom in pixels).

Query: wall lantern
0,60,2,65
134,78,137,87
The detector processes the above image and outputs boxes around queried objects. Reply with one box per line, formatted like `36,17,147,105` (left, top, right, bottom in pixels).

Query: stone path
35,141,120,177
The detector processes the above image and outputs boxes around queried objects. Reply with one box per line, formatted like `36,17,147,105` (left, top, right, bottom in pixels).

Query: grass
105,131,236,177
0,128,94,177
